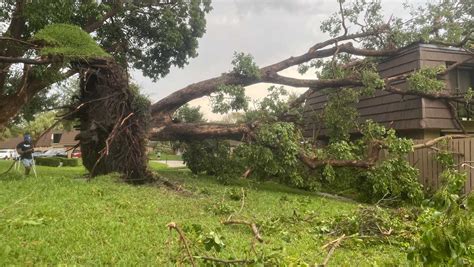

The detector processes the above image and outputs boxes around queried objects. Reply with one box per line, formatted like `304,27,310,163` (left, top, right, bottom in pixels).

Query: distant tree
174,104,206,123
219,112,245,124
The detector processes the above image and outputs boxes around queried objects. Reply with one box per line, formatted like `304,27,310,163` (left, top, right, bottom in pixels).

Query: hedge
35,157,79,167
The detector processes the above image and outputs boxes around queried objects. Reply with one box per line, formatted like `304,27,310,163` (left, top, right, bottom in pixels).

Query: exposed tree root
67,60,151,183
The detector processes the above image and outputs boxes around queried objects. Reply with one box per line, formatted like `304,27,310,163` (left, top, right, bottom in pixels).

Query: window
52,133,62,144
450,66,474,120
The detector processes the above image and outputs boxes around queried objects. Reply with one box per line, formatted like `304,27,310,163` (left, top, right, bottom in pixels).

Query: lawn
0,160,408,265
148,153,183,161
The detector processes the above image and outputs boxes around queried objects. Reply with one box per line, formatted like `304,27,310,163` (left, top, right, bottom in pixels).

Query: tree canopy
0,0,211,127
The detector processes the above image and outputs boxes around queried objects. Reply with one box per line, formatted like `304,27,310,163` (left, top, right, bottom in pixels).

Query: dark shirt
16,141,34,159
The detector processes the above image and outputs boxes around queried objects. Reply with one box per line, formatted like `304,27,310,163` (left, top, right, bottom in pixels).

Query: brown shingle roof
0,130,79,149
36,132,51,147
0,136,23,149
58,130,79,146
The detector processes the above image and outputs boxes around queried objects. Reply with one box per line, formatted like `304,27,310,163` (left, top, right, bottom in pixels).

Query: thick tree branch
261,74,364,88
149,122,254,141
299,140,383,170
299,154,376,169
0,0,27,92
338,0,348,36
0,56,61,65
0,67,77,129
0,37,36,47
426,32,473,48
307,24,390,53
412,134,473,150
84,4,122,33
384,84,464,102
151,42,397,122
262,42,397,74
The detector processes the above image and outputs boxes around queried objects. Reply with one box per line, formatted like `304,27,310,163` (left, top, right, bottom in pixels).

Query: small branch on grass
166,222,196,267
0,192,33,214
375,193,400,206
319,234,346,267
197,256,254,265
226,188,246,221
222,219,263,243
315,192,356,203
238,188,246,214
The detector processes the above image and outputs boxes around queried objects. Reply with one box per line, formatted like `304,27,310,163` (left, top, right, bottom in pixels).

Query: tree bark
0,66,75,130
149,122,254,141
0,0,27,92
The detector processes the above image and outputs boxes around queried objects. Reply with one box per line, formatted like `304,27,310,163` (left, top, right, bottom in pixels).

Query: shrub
408,167,474,265
61,158,79,167
35,157,79,167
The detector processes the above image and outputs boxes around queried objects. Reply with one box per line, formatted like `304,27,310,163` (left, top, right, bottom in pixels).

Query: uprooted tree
0,0,473,188
0,0,211,181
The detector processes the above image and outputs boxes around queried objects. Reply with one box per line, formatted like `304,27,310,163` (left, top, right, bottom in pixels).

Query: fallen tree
0,0,472,185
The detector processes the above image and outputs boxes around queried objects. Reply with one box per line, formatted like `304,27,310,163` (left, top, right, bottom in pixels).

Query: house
0,130,79,158
303,43,474,193
303,43,474,140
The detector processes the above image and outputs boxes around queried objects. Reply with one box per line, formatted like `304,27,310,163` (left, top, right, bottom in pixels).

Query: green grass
149,153,183,161
0,160,408,265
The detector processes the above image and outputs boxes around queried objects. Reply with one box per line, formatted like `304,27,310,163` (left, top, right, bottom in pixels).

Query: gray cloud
232,0,332,16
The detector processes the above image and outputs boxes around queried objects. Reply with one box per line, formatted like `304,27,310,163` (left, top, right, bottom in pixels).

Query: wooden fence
408,138,474,193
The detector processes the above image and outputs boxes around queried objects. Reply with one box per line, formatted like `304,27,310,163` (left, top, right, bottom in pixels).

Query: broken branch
166,222,196,267
222,219,263,243
197,256,254,265
319,234,346,267
412,135,473,150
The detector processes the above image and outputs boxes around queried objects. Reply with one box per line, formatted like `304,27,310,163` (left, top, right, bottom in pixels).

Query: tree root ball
71,60,152,183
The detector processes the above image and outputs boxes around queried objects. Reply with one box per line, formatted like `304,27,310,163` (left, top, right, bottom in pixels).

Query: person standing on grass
16,133,34,176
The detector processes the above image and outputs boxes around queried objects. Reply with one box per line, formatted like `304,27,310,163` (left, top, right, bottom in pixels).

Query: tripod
15,156,37,178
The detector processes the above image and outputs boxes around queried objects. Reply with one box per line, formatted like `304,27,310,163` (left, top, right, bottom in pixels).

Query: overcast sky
131,0,426,120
